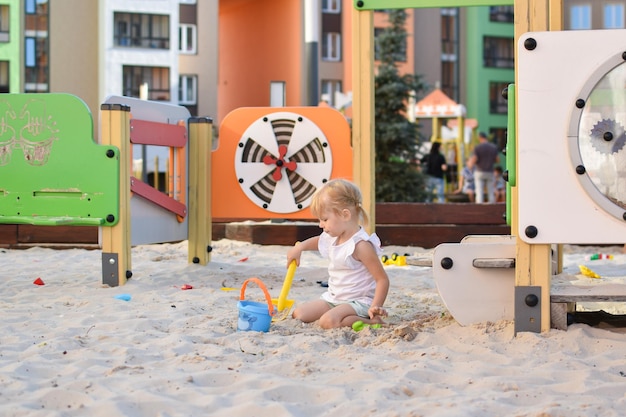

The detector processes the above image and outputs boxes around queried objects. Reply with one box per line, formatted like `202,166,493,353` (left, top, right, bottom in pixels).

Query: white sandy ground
2,240,626,417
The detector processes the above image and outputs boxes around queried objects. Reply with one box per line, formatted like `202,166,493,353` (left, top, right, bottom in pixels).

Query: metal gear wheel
589,118,626,155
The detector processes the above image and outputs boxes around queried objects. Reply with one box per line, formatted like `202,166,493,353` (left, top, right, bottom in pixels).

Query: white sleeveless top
318,227,382,304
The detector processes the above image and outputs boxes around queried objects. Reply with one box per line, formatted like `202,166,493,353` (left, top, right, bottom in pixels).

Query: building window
0,5,9,42
25,0,35,14
178,74,197,104
322,0,340,13
24,0,48,93
114,13,170,49
441,8,459,101
178,24,196,54
604,4,625,28
321,79,342,107
24,37,49,92
123,66,170,101
489,6,514,23
570,5,592,29
441,61,458,102
179,75,197,115
441,10,458,58
25,0,48,32
489,81,510,114
0,61,9,93
270,81,285,107
322,32,341,61
483,36,514,69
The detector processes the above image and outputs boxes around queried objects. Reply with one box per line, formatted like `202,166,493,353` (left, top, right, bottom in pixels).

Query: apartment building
0,0,218,134
411,6,514,150
2,1,625,133
413,2,626,150
464,5,515,150
1,0,415,130
316,1,416,112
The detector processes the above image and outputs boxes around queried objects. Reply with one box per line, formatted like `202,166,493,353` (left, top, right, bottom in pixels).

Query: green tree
374,9,428,202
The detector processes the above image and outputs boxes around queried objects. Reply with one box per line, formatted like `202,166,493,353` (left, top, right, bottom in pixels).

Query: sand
2,239,626,417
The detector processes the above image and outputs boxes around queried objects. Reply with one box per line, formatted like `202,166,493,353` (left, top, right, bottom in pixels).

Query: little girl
286,179,390,329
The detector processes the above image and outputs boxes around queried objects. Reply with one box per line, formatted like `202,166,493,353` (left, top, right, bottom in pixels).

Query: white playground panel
434,30,626,329
103,95,190,246
517,30,626,244
433,235,515,326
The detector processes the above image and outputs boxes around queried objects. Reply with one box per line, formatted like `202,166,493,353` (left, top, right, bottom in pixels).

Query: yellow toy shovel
272,260,297,321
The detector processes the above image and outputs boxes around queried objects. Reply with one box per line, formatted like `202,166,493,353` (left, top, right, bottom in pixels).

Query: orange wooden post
100,103,132,286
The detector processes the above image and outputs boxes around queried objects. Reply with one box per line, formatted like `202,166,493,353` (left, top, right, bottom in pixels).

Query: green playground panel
0,93,120,226
505,83,516,226
353,0,513,9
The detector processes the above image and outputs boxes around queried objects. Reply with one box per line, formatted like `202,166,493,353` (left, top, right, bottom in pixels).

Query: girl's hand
286,246,301,268
368,305,387,319
286,237,318,268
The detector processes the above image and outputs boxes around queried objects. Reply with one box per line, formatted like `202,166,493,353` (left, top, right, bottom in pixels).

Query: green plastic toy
352,320,382,331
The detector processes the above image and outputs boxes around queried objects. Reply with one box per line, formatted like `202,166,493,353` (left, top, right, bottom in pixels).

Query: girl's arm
353,240,390,319
286,235,319,267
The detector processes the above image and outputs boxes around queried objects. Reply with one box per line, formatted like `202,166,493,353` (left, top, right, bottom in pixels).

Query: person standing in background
421,141,448,203
469,132,500,203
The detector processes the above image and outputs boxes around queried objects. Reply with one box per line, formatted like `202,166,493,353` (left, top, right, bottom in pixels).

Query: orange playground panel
213,107,352,220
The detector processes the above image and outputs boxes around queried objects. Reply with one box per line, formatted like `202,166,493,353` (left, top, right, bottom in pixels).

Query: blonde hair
310,179,369,226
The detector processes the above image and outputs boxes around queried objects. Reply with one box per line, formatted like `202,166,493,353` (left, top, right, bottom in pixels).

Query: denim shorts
324,299,371,318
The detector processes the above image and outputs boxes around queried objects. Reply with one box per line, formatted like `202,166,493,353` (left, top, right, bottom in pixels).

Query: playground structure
0,95,353,285
0,93,212,286
2,1,623,333
353,0,626,333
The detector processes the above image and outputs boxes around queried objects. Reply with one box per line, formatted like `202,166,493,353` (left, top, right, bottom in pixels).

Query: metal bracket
515,286,542,334
102,252,119,287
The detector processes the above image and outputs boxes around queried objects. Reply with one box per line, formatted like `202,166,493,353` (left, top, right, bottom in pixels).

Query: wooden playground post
513,0,562,333
187,117,213,265
351,7,376,234
100,103,132,286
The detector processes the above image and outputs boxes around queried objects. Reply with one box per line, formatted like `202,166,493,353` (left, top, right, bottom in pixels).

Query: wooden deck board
0,203,509,249
551,284,626,303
